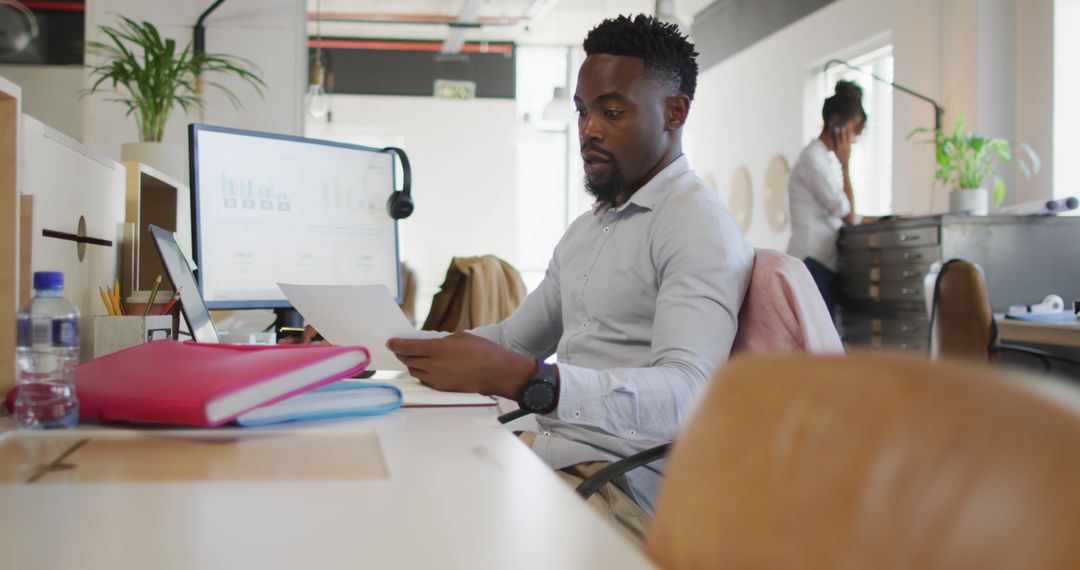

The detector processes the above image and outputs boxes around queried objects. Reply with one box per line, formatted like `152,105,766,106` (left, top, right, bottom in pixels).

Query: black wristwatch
517,361,560,415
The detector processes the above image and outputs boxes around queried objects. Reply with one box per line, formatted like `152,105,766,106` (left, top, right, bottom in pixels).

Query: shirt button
582,273,588,279
542,431,551,437
628,430,637,436
573,410,581,418
582,321,588,329
602,226,610,233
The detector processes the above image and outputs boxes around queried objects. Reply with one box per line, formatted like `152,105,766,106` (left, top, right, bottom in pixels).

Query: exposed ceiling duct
440,0,480,54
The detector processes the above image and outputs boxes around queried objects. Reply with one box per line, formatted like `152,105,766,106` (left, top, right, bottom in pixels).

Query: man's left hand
386,331,538,399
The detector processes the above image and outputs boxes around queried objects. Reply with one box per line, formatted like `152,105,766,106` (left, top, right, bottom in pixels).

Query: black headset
381,146,413,220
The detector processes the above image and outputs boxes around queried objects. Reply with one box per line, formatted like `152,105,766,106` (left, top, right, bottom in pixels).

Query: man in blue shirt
388,15,752,539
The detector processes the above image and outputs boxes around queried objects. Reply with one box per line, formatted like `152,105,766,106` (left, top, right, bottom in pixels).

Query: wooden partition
121,162,191,298
20,116,126,361
0,76,20,394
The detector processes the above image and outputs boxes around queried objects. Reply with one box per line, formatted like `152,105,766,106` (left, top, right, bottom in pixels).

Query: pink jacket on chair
731,248,844,355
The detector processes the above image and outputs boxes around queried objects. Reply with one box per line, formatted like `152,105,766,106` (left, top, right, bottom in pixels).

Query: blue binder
235,381,403,426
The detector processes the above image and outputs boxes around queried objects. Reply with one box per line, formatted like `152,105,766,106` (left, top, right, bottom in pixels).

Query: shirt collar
591,155,690,216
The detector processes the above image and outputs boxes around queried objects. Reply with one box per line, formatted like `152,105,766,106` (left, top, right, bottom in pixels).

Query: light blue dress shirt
472,155,753,513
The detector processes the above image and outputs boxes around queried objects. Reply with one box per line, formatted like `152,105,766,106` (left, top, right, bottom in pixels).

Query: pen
99,287,116,316
143,275,162,317
159,289,181,315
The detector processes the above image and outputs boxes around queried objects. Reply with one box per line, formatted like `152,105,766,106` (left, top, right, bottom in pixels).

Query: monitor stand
273,307,304,329
272,307,375,378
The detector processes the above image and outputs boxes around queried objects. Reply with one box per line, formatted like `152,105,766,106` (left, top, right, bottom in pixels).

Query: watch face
522,382,556,412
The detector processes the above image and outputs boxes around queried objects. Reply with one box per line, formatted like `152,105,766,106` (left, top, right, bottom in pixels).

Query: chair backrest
422,255,526,332
731,248,843,355
647,353,1080,570
929,259,995,362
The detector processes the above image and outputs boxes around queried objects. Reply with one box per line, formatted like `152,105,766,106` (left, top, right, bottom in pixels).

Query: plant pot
949,187,989,215
121,142,187,185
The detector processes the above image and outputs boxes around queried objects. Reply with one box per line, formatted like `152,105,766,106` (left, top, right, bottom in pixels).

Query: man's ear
664,94,691,131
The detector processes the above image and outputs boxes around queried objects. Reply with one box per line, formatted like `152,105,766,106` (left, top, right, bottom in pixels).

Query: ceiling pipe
194,0,228,95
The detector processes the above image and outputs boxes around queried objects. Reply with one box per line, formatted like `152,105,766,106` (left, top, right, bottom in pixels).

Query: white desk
0,408,655,570
996,316,1080,348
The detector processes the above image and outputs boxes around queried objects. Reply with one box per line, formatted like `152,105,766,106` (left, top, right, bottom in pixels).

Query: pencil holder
92,315,177,359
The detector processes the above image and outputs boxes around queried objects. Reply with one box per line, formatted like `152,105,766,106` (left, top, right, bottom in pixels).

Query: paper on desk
351,372,495,407
278,283,445,371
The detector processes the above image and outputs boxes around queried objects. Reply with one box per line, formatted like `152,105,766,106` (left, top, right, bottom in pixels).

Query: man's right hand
834,124,853,168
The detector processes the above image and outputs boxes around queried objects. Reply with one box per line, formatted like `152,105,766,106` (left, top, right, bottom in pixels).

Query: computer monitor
188,124,402,310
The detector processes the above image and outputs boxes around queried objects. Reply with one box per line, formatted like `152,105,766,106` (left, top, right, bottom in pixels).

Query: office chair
647,352,1080,569
500,248,843,500
929,258,1078,372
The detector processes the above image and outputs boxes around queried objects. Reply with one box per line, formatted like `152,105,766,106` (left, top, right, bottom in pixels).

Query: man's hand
833,124,853,168
386,331,537,399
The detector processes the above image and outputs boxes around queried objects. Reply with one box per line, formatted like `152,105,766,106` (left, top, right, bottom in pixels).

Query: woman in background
787,80,873,318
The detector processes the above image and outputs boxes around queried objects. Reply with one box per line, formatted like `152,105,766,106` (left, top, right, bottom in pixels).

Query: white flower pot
121,142,187,184
949,187,989,215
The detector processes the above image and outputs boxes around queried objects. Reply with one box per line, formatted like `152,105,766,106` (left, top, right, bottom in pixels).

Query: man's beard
584,162,627,207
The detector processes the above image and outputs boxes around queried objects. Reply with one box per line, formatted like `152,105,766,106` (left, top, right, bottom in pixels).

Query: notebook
235,381,403,426
75,340,371,427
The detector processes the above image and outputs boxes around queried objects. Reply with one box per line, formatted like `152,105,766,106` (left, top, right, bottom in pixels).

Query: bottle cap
32,271,64,290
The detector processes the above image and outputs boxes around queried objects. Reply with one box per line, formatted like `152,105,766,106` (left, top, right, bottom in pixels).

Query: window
817,45,894,216
1055,0,1079,199
514,46,583,291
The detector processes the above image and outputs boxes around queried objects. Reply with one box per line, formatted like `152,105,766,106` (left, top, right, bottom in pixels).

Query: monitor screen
189,124,402,309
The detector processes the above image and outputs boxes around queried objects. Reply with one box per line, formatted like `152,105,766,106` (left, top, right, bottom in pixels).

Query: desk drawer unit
842,263,930,284
839,220,942,357
839,215,1080,356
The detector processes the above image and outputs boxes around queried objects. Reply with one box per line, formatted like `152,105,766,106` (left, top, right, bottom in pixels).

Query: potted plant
84,16,266,180
908,117,1039,215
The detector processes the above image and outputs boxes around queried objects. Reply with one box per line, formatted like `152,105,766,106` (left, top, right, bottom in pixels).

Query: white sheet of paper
277,283,444,371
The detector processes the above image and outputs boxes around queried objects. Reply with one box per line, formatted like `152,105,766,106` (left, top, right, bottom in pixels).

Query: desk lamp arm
824,58,944,131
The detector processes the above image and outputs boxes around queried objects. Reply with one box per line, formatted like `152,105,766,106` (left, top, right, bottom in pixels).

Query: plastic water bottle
15,271,80,429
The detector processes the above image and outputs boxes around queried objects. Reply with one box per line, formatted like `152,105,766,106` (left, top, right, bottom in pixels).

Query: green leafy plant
908,117,1039,207
84,17,266,142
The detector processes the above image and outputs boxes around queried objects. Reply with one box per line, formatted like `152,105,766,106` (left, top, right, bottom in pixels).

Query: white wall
83,0,305,160
306,95,518,324
0,65,83,141
690,0,1056,249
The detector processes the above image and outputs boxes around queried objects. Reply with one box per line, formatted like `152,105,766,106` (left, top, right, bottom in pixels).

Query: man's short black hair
582,14,699,100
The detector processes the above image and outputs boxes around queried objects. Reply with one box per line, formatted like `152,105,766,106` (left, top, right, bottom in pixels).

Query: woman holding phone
787,80,873,318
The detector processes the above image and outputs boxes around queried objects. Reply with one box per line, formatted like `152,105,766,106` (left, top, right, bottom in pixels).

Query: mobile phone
827,117,845,147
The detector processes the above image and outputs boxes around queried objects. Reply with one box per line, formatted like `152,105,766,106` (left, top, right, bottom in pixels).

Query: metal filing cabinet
838,215,1080,355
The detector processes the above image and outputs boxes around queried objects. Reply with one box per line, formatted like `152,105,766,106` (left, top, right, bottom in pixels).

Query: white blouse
786,138,851,272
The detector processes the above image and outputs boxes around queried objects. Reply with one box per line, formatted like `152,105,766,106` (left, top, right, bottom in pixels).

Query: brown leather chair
930,259,995,362
929,259,1072,371
647,352,1080,569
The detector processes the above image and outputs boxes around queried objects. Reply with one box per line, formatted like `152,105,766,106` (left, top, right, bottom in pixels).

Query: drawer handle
900,287,919,296
901,252,923,260
901,269,920,278
900,325,915,333
899,234,920,242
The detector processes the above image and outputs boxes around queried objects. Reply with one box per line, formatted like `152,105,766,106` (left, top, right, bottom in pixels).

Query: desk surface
0,408,654,570
996,316,1080,348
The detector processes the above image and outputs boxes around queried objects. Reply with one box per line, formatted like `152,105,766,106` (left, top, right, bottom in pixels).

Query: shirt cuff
550,362,603,425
